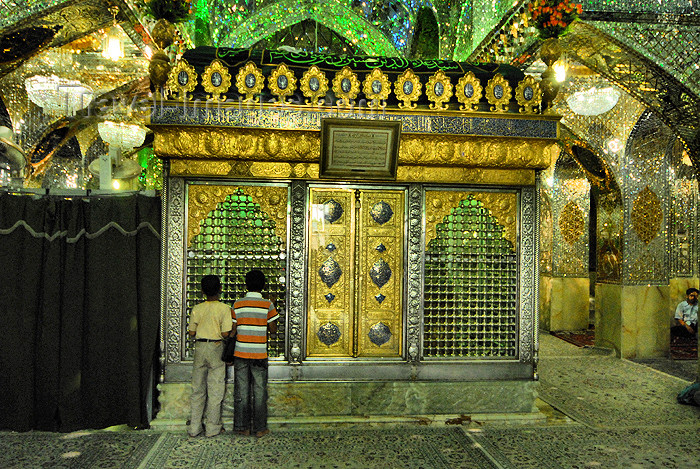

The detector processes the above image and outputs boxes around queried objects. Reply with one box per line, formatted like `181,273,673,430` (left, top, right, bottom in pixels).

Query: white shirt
675,300,698,326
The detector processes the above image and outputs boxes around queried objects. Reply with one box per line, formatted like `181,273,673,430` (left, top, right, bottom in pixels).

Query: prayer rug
137,426,498,469
670,335,698,360
550,329,595,348
0,430,160,468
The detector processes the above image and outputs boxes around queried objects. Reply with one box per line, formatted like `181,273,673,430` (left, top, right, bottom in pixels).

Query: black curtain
0,193,161,432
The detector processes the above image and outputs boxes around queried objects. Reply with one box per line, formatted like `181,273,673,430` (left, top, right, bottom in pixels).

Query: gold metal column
307,188,404,358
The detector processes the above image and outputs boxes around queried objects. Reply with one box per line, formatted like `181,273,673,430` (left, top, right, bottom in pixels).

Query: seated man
672,288,698,340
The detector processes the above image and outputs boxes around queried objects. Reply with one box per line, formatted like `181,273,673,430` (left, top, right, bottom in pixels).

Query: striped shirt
232,292,279,359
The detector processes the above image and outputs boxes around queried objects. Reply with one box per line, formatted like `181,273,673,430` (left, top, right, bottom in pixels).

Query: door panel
307,187,404,358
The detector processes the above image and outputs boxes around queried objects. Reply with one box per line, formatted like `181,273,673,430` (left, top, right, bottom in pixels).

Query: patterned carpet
0,431,160,468
137,427,497,469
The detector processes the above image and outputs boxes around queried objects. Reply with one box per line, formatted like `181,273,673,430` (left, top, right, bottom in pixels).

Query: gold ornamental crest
300,65,329,106
332,66,361,108
202,59,231,102
167,59,197,101
268,63,297,104
485,73,511,112
426,70,453,110
394,69,422,109
362,68,391,107
455,71,482,111
235,61,265,103
515,76,542,114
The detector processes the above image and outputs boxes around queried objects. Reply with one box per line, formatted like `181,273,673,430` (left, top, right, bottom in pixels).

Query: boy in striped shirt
232,270,279,437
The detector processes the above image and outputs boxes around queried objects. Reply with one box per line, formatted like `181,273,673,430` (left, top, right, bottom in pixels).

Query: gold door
307,188,404,357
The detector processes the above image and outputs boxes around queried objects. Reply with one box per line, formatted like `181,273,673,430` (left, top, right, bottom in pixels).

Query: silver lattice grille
185,188,286,359
423,196,518,358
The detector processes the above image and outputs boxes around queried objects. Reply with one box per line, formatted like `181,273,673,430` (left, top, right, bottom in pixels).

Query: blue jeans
233,357,268,433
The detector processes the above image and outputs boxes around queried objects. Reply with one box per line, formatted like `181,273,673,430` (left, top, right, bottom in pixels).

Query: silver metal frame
161,179,538,382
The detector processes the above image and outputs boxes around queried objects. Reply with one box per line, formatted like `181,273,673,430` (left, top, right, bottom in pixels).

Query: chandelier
97,121,147,149
566,86,620,116
24,75,94,116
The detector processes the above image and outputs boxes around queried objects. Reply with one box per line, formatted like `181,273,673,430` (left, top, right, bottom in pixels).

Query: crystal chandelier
97,121,147,149
566,86,621,116
24,75,94,116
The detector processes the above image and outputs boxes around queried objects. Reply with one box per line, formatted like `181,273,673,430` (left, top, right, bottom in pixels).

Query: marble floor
1,334,699,468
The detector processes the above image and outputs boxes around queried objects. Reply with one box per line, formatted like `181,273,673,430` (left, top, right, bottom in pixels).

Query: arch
561,21,700,173
221,1,400,57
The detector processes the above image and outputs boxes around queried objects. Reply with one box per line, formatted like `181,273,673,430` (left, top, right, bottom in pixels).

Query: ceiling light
566,86,621,116
25,75,94,116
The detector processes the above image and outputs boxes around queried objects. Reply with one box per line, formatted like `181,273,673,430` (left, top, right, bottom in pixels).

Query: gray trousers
188,341,226,437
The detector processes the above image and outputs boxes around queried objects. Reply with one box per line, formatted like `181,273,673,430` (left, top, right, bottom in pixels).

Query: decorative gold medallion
300,65,329,106
362,68,390,108
268,63,297,104
201,59,231,102
394,69,422,109
426,70,453,110
631,186,662,244
515,76,542,114
455,71,483,111
332,66,361,108
235,61,265,103
485,74,512,112
167,59,197,101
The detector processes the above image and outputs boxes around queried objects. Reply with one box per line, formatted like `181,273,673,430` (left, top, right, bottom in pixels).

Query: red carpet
551,329,697,360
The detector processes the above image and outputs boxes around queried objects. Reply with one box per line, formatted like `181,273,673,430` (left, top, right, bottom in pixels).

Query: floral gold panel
357,190,404,357
425,191,517,249
399,135,555,169
154,128,320,162
306,188,404,358
559,201,585,245
631,186,663,245
155,126,556,170
187,184,288,247
307,189,356,357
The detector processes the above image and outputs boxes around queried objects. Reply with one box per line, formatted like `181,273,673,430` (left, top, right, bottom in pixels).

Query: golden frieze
456,72,482,111
171,159,532,185
394,69,422,109
167,59,197,101
398,134,555,169
235,61,265,103
559,200,585,245
631,186,663,244
362,68,391,108
171,159,232,176
154,127,321,161
424,191,517,248
300,66,329,106
332,66,361,107
426,70,453,110
155,126,556,170
202,59,232,102
268,63,297,104
397,166,534,185
515,76,542,114
485,74,512,112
